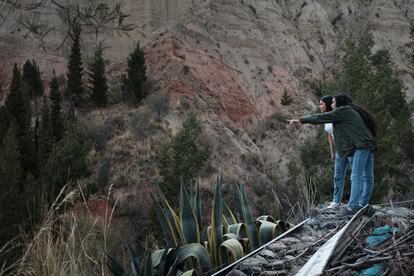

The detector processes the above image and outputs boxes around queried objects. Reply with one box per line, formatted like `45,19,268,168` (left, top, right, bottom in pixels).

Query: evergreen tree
157,113,210,200
49,71,64,142
23,60,36,99
42,120,90,199
67,21,84,108
23,60,44,100
6,64,31,132
38,96,52,165
0,106,11,143
0,124,24,247
306,35,414,201
88,44,108,107
124,43,147,102
5,63,34,172
33,61,44,98
336,36,374,104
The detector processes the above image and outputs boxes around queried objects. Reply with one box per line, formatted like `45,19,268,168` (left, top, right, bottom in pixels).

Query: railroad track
212,203,414,275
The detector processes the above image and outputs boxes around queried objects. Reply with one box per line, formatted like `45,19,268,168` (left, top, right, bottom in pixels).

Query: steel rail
211,218,309,276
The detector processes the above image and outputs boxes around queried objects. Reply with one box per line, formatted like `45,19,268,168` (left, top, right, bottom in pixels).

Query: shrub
147,91,170,121
280,90,293,106
156,113,210,200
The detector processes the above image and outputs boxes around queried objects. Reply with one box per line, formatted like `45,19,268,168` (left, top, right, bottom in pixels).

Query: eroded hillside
1,0,414,225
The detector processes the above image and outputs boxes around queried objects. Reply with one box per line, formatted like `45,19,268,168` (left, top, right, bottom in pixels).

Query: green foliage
88,44,108,107
5,63,34,172
38,96,52,166
41,120,90,200
0,106,12,143
23,60,44,99
303,35,414,202
156,113,210,200
299,129,344,202
123,43,147,102
280,90,293,106
49,71,64,143
0,62,93,269
67,21,84,108
107,177,291,275
0,124,25,262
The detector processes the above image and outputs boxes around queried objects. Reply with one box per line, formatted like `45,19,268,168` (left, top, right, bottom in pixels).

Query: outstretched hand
287,119,301,126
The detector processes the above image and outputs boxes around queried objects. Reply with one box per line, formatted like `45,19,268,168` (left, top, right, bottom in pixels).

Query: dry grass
281,173,317,222
6,184,128,276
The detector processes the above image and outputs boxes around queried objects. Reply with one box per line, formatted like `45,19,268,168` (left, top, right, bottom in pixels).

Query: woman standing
289,94,377,217
319,96,351,210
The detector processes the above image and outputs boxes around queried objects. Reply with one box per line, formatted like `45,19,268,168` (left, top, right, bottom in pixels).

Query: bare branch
1,0,136,51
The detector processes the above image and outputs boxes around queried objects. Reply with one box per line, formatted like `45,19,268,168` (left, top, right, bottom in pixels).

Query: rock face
1,1,413,209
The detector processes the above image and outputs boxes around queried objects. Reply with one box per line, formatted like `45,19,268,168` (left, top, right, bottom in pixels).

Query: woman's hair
334,94,378,137
320,95,333,111
334,94,353,107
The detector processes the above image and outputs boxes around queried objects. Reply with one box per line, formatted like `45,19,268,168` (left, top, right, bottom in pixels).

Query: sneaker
337,207,357,218
327,202,342,209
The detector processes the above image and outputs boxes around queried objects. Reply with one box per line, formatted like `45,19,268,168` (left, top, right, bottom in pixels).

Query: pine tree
305,35,414,201
0,106,11,143
49,71,64,142
6,64,31,131
0,124,24,246
23,60,36,99
88,44,108,107
33,61,44,98
23,60,44,100
67,21,84,108
336,36,374,104
38,96,52,165
124,43,147,102
157,113,210,200
5,63,34,172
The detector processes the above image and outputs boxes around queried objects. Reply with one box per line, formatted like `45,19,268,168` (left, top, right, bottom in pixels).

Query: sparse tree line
0,18,149,265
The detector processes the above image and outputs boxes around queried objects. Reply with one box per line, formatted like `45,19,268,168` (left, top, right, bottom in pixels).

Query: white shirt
325,123,333,136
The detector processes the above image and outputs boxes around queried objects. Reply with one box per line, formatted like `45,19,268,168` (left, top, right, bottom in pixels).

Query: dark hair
334,94,353,107
334,94,378,138
320,95,333,111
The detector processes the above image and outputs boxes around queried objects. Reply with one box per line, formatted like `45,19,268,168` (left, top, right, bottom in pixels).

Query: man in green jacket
288,94,377,217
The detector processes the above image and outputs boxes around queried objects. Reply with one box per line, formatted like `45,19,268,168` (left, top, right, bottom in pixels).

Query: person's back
300,105,375,158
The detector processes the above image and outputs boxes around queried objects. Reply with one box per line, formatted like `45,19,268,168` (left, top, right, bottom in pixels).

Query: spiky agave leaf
223,201,238,228
171,243,212,274
256,215,276,223
220,238,244,265
208,175,228,266
223,233,239,240
182,269,196,275
237,183,258,251
255,220,287,245
152,193,180,247
155,184,183,245
144,251,153,276
127,244,141,276
193,181,203,242
152,247,174,275
227,223,248,240
180,179,200,244
106,253,127,276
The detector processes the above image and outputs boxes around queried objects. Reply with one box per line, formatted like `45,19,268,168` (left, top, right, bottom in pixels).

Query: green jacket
299,105,376,158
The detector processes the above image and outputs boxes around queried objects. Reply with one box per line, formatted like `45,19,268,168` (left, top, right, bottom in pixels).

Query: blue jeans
348,149,374,210
332,152,351,203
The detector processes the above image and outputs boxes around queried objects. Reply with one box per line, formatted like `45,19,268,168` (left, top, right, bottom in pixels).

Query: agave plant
107,176,293,275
